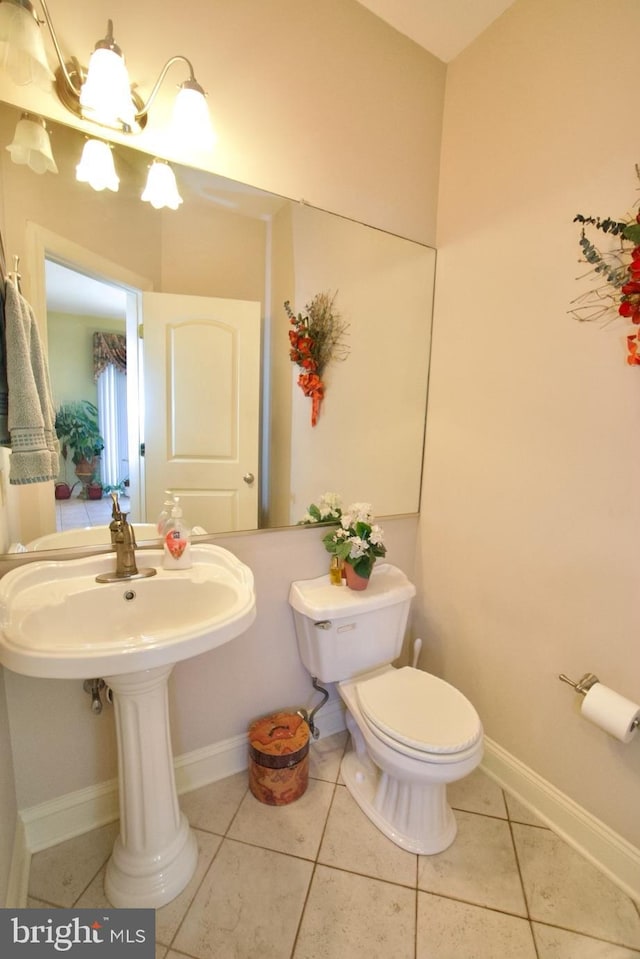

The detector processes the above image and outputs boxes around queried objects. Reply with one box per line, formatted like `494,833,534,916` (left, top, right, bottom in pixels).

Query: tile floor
56,493,128,531
27,732,640,959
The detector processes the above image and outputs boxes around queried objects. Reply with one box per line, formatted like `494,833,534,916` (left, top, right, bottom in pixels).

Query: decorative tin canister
248,711,310,805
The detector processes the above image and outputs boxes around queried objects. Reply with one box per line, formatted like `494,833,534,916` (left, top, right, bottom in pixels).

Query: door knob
243,472,255,485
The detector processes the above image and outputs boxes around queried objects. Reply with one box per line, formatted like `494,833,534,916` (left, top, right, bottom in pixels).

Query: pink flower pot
344,562,370,591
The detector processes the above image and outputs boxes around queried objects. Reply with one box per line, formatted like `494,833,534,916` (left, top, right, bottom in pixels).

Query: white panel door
142,292,261,533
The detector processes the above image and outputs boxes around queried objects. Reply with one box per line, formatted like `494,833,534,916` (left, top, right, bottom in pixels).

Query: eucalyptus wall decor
571,166,640,365
285,291,349,425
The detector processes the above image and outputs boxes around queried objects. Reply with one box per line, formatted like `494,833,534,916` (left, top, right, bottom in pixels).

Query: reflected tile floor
27,733,640,959
56,494,129,531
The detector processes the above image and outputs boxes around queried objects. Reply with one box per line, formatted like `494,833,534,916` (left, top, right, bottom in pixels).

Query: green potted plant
321,501,387,590
103,479,128,497
55,401,105,491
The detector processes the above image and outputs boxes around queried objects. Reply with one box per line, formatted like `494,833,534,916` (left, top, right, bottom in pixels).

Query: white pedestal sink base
105,814,198,909
0,544,256,905
104,665,198,908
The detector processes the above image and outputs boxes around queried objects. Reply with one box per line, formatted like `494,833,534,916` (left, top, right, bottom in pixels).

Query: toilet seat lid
356,667,482,754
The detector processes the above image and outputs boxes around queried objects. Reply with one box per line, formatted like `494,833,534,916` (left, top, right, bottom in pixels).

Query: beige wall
418,0,640,847
0,0,444,245
159,198,268,304
0,0,442,897
288,204,434,522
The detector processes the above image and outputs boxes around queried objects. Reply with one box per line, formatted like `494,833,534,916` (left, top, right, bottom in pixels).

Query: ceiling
355,0,516,62
45,260,127,319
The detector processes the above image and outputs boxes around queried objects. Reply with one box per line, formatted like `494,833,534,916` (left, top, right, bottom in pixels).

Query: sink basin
0,541,256,910
15,523,207,551
0,543,255,679
15,523,160,551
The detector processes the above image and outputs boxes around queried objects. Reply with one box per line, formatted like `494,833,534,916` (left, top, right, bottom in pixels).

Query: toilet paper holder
559,672,640,730
558,672,600,695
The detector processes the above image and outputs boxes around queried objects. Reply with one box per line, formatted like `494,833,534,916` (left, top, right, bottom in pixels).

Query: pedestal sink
0,544,256,908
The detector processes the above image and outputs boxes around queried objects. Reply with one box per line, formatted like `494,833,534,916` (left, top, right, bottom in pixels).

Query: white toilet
289,563,483,854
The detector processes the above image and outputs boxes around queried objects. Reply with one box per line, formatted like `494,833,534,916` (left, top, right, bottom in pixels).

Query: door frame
25,222,153,535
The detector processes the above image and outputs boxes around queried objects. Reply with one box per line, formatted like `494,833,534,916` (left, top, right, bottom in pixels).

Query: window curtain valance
93,332,126,380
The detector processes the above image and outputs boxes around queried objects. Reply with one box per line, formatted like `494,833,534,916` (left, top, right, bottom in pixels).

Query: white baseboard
13,697,346,896
482,737,640,904
21,779,120,856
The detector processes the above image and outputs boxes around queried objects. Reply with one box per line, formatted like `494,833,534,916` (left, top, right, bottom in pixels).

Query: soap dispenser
163,497,192,569
157,490,174,535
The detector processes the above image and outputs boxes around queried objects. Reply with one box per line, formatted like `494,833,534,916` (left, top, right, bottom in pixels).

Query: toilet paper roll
580,683,640,743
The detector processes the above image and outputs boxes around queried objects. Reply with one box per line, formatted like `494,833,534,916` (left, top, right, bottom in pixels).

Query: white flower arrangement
322,501,386,579
298,491,343,525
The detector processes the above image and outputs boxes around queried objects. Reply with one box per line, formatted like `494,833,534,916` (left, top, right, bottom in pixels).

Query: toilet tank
288,563,416,683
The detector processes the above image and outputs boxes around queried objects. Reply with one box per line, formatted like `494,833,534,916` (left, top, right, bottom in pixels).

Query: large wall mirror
0,100,435,555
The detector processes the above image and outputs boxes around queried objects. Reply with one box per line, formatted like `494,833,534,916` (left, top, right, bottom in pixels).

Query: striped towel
4,280,59,485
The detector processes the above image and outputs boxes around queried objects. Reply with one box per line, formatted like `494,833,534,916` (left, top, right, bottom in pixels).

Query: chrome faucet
96,493,157,583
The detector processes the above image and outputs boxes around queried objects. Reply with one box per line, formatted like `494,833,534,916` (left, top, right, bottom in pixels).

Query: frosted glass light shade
172,84,215,151
76,139,119,192
6,113,57,174
0,0,54,90
80,47,136,129
141,160,183,210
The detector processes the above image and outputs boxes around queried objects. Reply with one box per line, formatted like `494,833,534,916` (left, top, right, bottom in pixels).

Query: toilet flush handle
314,620,332,629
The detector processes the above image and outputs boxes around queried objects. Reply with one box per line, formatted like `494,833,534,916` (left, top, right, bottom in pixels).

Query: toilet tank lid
289,563,416,619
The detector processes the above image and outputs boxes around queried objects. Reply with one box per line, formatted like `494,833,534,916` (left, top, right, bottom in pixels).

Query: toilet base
341,746,458,855
338,670,482,855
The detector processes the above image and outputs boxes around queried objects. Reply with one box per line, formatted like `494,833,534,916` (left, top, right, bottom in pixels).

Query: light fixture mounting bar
38,0,81,96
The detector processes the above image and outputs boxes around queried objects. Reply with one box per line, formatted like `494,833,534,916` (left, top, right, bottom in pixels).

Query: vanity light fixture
171,77,216,151
77,18,136,131
0,0,52,89
6,112,186,207
0,0,214,144
141,159,183,211
6,110,57,173
75,138,119,192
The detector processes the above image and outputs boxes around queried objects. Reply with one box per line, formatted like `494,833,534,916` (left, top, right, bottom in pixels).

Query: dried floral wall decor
285,291,349,425
571,166,640,365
